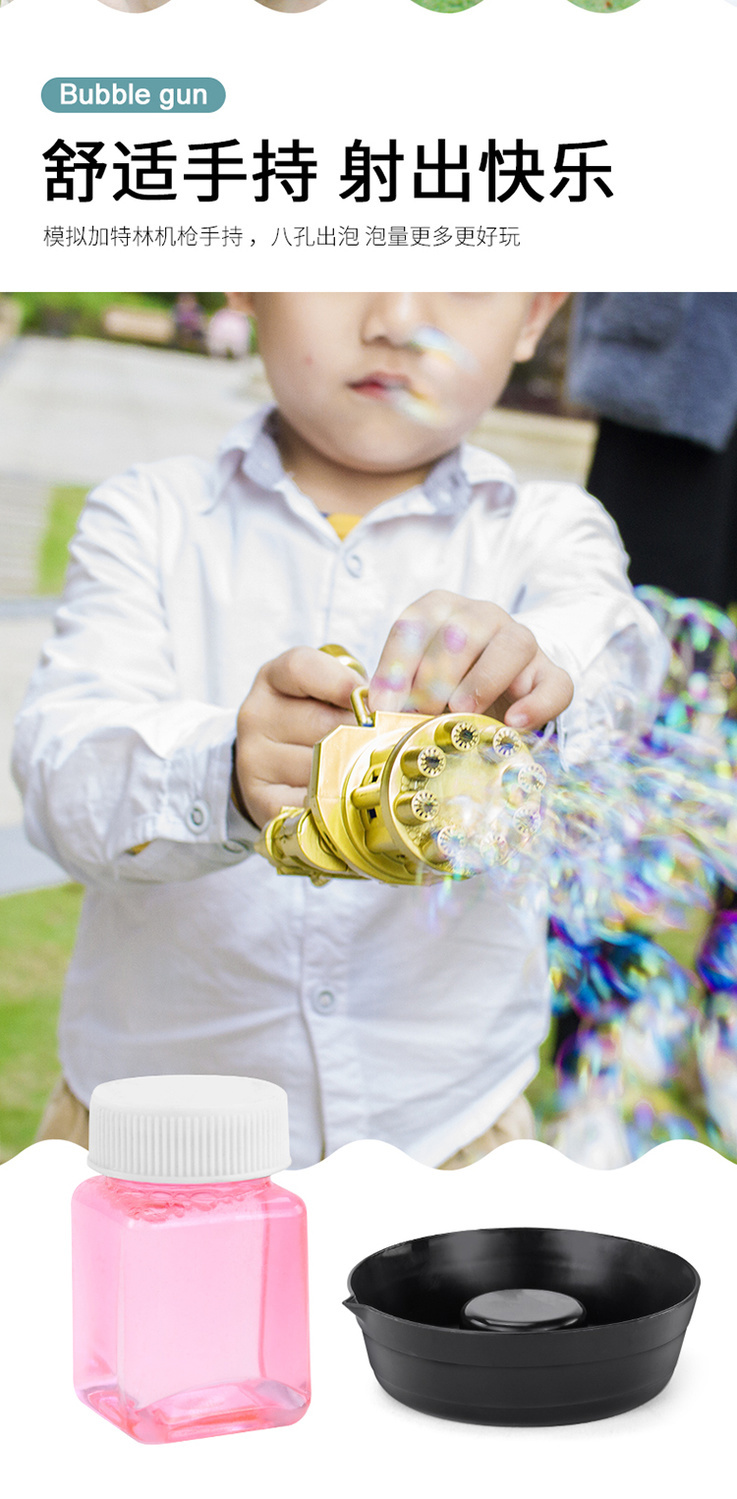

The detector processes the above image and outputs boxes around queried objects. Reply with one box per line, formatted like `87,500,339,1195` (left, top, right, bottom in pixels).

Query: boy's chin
337,440,454,476
334,423,458,475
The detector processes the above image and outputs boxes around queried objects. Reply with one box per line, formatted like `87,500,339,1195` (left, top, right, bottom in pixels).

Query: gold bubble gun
255,645,546,886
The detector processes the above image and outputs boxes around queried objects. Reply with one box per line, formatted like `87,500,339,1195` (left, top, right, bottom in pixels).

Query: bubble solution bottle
72,1075,310,1444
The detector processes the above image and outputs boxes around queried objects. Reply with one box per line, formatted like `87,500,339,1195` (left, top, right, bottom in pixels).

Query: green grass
0,884,84,1161
568,0,639,9
411,0,484,10
37,485,88,595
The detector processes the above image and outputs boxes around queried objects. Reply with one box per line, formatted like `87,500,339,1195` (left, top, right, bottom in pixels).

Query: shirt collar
204,402,517,518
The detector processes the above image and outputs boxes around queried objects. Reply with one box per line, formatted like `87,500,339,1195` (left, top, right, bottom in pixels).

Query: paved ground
0,825,67,896
0,608,56,826
0,477,53,596
0,606,68,893
0,334,596,892
0,336,267,488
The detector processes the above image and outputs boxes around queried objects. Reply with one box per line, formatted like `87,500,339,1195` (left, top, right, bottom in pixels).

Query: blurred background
1,291,735,1169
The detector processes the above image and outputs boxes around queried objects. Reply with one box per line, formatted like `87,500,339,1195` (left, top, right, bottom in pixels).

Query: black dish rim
346,1224,701,1338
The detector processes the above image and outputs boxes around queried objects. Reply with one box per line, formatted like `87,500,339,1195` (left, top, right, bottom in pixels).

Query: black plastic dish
345,1227,699,1426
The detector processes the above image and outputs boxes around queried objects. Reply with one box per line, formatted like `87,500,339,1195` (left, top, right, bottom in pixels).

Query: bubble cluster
429,592,737,945
518,590,737,1164
436,722,734,945
637,588,737,737
410,590,737,1160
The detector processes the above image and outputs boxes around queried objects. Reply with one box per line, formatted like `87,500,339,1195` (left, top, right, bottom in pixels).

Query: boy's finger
446,630,537,715
254,781,310,827
268,647,365,708
408,613,488,713
504,668,574,730
370,599,450,711
267,743,315,787
269,696,356,746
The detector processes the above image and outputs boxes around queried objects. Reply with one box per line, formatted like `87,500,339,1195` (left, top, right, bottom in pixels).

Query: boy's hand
234,648,364,828
369,591,573,730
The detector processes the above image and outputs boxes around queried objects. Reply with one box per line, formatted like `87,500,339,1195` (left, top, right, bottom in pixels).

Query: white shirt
13,406,668,1167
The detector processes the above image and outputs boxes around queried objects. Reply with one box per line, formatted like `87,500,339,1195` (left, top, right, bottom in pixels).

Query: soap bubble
548,929,588,1015
548,927,624,1022
547,1099,632,1170
619,995,694,1086
386,388,445,428
556,1024,624,1104
404,324,478,373
697,910,737,992
637,588,737,737
596,934,692,1007
626,1101,698,1159
697,995,737,1151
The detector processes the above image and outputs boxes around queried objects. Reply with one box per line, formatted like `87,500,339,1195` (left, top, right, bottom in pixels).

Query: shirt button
313,988,336,1014
345,553,363,578
186,800,211,833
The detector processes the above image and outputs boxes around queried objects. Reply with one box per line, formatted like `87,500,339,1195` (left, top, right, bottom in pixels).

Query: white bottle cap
87,1075,291,1183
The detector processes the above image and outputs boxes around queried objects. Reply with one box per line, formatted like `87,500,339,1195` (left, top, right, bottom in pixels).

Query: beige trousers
36,1078,90,1148
36,1077,536,1166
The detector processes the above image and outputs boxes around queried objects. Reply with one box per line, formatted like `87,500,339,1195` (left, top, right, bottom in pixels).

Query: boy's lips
349,373,412,401
349,371,446,428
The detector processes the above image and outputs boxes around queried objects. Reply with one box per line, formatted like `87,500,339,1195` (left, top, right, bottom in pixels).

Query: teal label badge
42,78,226,113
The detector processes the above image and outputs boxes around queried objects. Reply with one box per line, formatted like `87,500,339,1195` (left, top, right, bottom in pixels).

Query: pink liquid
72,1175,310,1443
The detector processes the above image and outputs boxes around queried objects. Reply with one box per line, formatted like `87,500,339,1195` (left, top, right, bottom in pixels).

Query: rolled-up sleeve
509,483,670,763
12,469,254,885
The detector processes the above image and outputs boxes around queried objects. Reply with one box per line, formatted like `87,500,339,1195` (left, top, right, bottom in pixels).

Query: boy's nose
362,294,428,347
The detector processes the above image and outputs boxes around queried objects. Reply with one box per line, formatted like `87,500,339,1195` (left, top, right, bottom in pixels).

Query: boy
13,293,667,1168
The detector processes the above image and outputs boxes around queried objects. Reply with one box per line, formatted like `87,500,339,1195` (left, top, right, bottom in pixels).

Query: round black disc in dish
461,1288,586,1332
